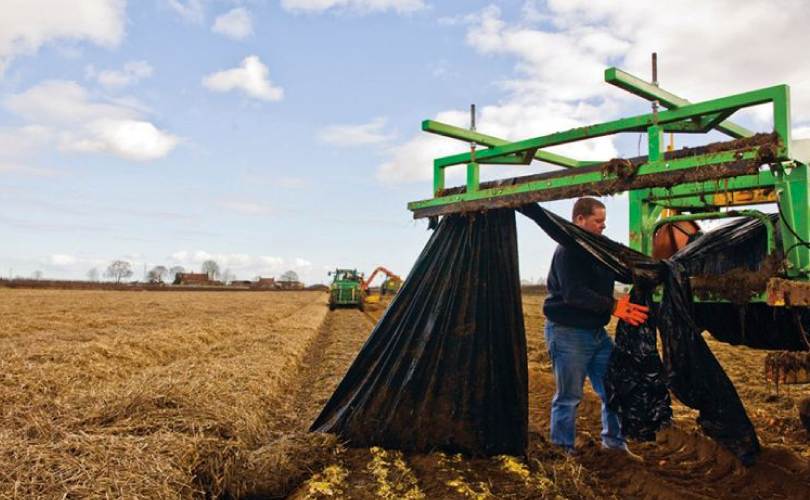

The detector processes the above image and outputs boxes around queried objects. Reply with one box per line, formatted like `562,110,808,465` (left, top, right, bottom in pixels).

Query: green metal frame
408,66,810,300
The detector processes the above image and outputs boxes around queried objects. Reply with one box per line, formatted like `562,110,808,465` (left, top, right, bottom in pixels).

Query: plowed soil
284,296,810,500
3,289,809,499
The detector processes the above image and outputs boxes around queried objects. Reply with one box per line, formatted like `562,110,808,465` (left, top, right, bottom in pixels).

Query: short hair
572,197,605,220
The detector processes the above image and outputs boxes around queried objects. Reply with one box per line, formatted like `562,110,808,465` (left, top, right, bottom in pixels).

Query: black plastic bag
310,209,528,456
605,284,672,441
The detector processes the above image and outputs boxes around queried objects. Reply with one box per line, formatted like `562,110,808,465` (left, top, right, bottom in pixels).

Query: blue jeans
545,320,626,450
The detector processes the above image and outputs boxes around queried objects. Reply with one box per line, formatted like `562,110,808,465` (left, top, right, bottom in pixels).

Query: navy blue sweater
543,244,615,328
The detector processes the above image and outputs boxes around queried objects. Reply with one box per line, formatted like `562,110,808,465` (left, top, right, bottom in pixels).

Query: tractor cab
328,268,365,311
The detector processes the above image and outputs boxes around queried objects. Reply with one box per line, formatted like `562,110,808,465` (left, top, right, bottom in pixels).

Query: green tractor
328,268,365,311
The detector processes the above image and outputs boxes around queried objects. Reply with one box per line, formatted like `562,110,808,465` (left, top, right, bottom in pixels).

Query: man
543,197,649,455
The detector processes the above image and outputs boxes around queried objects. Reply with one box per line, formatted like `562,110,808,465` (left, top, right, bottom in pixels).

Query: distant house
252,277,278,290
174,272,213,286
230,280,253,287
278,280,304,290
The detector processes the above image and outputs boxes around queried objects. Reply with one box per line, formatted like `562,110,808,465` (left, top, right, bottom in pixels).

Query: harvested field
2,289,810,499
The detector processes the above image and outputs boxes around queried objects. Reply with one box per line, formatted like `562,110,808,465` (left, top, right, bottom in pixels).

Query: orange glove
612,295,649,326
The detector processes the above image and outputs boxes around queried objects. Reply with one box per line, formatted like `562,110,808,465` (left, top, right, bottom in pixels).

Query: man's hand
612,296,649,326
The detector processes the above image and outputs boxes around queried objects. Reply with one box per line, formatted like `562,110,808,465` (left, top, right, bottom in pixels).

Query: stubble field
2,289,810,499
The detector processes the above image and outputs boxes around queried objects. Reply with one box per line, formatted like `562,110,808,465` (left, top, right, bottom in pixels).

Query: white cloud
0,0,126,77
0,161,62,177
294,258,312,267
61,119,180,161
212,8,253,40
164,0,205,23
50,254,77,266
87,61,154,89
259,256,284,267
378,1,810,184
281,0,427,15
218,200,277,215
317,117,396,146
171,251,189,262
0,125,55,157
5,80,138,125
192,250,214,263
2,80,179,162
202,56,284,101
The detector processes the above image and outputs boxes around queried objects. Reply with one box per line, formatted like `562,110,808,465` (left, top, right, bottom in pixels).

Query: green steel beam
433,85,789,169
647,171,776,200
421,120,601,169
649,196,719,209
410,146,767,214
604,67,753,139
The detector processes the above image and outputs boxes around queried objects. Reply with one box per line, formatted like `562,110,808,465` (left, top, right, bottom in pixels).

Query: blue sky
2,0,810,285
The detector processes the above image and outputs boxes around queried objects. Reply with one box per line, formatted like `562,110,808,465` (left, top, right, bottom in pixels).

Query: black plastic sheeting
658,261,761,466
311,203,764,464
671,214,810,351
604,285,672,442
673,213,781,275
519,204,760,466
694,303,810,351
310,209,528,456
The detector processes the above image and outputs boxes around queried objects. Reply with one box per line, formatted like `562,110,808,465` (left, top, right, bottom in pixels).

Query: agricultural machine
361,266,403,304
407,57,810,391
328,268,365,311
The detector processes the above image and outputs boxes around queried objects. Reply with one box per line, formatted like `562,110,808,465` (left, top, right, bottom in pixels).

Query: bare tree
168,265,185,283
31,270,44,280
201,260,221,280
280,270,299,283
87,268,99,282
147,265,169,284
221,268,235,285
105,260,133,283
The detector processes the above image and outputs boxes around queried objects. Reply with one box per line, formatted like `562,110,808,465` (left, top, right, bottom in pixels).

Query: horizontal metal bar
421,120,600,168
410,147,768,218
647,171,776,200
604,67,753,139
434,85,786,168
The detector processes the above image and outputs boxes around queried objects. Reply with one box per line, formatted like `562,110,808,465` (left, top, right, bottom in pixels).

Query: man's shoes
602,444,644,464
554,444,578,456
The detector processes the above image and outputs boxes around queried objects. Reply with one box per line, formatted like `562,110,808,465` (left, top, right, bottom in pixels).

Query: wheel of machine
358,296,365,312
329,299,336,311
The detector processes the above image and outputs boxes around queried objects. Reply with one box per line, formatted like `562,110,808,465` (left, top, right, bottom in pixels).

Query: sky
2,0,810,285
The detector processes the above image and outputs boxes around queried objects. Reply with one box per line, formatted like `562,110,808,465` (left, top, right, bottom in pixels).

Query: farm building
174,272,214,286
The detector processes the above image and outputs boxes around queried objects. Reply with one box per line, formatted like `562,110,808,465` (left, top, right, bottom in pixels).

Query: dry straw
0,289,336,499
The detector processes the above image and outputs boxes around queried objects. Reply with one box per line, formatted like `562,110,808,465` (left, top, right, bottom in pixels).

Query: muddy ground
275,295,810,500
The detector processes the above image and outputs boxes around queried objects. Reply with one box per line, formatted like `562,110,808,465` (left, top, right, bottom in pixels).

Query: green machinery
407,62,810,309
328,268,365,311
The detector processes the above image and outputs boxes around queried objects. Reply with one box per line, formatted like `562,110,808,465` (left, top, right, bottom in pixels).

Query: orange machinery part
362,266,402,291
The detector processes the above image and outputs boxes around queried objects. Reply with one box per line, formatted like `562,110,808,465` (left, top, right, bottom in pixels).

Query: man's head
572,197,606,235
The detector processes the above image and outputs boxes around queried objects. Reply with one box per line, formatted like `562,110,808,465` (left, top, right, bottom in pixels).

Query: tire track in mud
238,308,376,499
